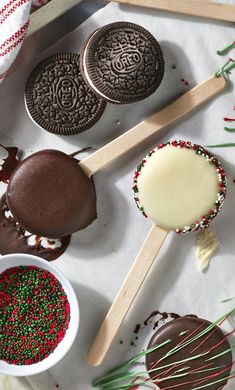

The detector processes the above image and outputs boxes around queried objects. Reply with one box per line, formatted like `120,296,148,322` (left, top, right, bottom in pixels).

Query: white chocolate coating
136,144,219,231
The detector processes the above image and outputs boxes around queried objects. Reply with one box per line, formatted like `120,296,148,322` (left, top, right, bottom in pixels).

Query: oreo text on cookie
112,50,143,74
56,77,78,111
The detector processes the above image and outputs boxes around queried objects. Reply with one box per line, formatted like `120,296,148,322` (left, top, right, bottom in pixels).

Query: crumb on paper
181,78,189,86
196,229,219,272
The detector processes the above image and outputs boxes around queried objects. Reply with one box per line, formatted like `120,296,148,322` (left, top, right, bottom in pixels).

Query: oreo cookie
80,22,164,104
25,53,106,135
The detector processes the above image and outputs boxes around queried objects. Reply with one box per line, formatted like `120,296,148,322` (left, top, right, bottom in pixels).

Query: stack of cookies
25,22,165,135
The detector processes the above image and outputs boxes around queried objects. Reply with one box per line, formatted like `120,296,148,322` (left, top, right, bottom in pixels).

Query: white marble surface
1,1,235,389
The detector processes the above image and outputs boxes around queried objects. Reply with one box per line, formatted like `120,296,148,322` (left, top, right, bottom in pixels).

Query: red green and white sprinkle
0,265,70,365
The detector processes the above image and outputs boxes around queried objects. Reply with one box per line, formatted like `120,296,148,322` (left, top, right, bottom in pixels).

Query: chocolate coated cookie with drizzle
146,316,232,389
92,310,235,389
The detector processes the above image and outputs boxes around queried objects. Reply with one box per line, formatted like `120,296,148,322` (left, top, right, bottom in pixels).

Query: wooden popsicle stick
80,76,226,177
27,0,82,38
111,0,235,22
87,225,168,366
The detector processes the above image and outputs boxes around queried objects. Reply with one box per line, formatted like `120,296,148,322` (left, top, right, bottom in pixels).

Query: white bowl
0,254,79,376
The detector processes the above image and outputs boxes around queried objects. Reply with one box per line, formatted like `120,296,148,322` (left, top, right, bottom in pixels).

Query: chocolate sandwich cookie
25,53,106,135
80,22,164,104
146,316,232,389
7,150,97,238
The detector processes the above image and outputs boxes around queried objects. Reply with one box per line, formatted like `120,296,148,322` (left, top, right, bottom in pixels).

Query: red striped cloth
0,0,48,83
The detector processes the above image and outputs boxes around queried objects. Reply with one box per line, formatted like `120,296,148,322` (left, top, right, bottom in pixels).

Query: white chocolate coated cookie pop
133,140,227,233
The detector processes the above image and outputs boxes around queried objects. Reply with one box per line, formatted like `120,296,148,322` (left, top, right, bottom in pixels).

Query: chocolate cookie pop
146,316,232,389
0,146,71,260
7,149,96,238
87,140,227,366
92,310,235,389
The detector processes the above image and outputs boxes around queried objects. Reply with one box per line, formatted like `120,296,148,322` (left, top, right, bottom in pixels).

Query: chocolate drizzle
69,146,93,159
133,324,141,334
131,311,181,347
144,311,180,330
0,145,19,183
0,194,70,261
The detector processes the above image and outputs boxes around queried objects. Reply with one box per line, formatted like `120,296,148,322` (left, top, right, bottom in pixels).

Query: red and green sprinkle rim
132,140,227,234
0,265,70,365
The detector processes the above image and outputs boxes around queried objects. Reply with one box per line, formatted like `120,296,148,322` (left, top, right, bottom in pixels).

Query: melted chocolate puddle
0,145,19,183
0,195,70,261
